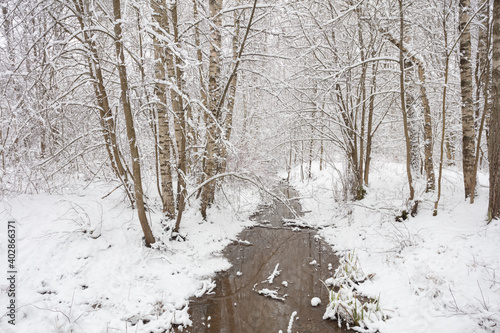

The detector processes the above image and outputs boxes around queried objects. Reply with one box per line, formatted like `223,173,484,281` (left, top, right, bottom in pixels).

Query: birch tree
398,0,416,205
459,0,476,199
200,0,223,220
150,0,176,219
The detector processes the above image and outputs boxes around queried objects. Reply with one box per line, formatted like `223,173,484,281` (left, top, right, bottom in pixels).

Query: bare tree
489,0,500,220
200,0,223,220
150,0,176,219
459,0,476,199
398,0,415,207
113,0,155,246
72,0,133,205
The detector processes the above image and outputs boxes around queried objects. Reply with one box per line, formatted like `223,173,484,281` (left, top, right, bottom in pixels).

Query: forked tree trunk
459,0,476,198
112,0,155,246
73,0,134,205
378,20,435,193
336,82,361,199
489,0,500,220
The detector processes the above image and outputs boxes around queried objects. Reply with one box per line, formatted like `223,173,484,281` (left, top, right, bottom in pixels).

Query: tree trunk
357,19,367,197
459,0,476,198
169,0,188,232
220,9,240,174
192,0,207,192
434,2,451,215
150,0,176,219
405,64,421,178
73,0,133,205
364,60,377,185
471,0,492,204
489,0,500,220
419,64,436,192
201,0,223,219
398,0,415,203
474,0,489,127
112,0,155,246
378,17,434,190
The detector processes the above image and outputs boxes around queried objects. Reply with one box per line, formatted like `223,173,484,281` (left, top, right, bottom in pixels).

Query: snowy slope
287,161,500,333
0,181,258,332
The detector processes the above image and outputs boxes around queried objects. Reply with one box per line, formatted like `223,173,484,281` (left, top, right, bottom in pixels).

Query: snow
256,288,287,301
287,310,298,333
264,263,281,284
311,297,321,307
285,161,500,333
1,158,498,333
0,180,259,332
324,277,335,287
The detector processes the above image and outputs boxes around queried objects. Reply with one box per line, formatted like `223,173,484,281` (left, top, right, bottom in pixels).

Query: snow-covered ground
1,160,499,333
287,161,500,333
0,180,259,332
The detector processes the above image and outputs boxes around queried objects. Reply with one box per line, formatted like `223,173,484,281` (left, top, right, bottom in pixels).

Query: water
184,186,347,332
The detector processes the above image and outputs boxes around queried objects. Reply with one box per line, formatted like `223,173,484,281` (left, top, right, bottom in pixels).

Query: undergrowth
323,250,386,331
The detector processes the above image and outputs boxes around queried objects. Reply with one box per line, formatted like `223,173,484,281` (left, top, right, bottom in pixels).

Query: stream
184,185,347,332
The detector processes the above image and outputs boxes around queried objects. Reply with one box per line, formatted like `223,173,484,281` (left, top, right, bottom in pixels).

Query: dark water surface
185,186,347,332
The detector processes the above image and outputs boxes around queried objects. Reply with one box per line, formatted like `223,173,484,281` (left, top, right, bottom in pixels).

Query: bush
323,250,386,330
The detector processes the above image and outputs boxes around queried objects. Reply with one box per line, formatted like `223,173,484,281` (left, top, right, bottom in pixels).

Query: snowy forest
1,0,500,332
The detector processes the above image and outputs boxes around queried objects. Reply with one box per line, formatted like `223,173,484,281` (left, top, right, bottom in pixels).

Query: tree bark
404,61,421,178
112,0,155,246
434,1,451,215
364,59,377,185
169,0,188,232
398,0,415,203
73,0,133,205
378,20,435,191
357,18,367,198
471,0,492,204
220,9,240,174
419,64,436,191
459,0,476,198
201,0,223,219
489,0,500,220
150,0,176,219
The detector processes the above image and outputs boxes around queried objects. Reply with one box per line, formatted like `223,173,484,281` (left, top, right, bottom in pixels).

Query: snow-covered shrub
332,250,367,287
323,250,385,330
323,284,385,329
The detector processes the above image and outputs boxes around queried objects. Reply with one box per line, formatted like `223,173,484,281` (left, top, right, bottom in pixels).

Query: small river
185,185,347,332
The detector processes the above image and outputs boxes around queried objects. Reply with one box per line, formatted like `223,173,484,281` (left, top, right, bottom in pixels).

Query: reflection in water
185,186,347,332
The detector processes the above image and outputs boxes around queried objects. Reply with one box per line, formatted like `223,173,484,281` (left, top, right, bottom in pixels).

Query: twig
101,183,124,199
